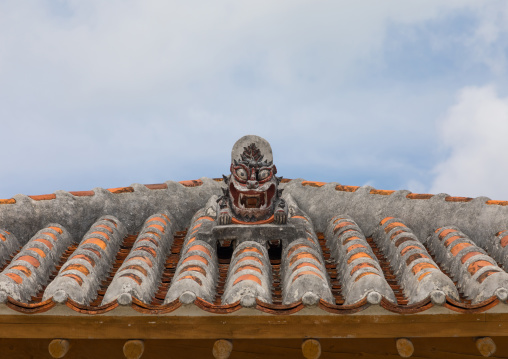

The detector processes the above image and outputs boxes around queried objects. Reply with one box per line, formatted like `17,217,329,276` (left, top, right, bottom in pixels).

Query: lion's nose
247,180,259,189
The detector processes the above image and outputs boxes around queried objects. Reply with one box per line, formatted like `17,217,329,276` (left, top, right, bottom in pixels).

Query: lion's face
226,139,279,221
228,158,278,220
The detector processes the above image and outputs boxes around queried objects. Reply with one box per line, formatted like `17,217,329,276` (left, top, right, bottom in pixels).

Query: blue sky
1,1,508,199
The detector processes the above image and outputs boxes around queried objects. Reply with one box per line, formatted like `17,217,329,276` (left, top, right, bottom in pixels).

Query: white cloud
0,1,483,113
430,85,508,199
466,1,508,74
0,1,504,197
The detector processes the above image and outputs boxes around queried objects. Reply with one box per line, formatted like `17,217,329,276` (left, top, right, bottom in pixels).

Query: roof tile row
0,214,505,314
0,178,508,316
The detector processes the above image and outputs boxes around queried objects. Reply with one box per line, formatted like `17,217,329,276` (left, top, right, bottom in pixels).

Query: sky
1,1,508,199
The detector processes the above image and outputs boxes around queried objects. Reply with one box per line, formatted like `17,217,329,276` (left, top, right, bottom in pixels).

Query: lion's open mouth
230,183,276,210
240,193,264,208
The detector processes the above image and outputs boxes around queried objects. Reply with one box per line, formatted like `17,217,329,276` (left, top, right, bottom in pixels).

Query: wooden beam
395,338,414,357
212,339,233,359
48,339,70,358
123,340,144,359
476,337,496,357
302,339,321,359
1,337,508,359
0,313,507,339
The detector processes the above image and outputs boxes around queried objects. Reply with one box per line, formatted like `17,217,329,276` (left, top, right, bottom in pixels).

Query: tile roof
0,177,508,316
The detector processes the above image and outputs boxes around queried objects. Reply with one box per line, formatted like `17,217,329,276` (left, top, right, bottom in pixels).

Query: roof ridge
0,179,211,204
1,178,506,207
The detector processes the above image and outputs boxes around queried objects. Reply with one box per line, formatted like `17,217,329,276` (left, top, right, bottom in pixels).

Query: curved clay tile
0,229,21,268
44,216,126,305
427,226,508,304
222,241,272,306
0,224,72,303
326,215,395,305
102,212,173,305
165,204,218,304
374,217,459,304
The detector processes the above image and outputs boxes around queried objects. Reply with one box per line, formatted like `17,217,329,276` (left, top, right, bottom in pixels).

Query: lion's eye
236,168,248,180
258,169,270,180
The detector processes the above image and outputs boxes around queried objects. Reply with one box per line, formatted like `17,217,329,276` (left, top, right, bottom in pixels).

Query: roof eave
2,306,508,339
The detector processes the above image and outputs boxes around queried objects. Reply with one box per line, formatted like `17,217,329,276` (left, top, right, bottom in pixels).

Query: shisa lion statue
164,135,337,307
216,135,288,225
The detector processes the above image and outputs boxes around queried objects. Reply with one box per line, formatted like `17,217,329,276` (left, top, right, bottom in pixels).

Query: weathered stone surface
427,226,508,304
281,196,333,305
325,215,395,305
165,203,219,304
0,224,72,302
102,212,174,305
44,216,126,305
374,217,459,304
223,241,272,305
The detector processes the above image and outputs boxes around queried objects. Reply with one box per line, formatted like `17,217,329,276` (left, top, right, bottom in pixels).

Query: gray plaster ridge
325,215,395,305
0,178,223,245
373,218,459,304
428,227,508,303
223,241,272,305
103,212,175,305
0,229,21,267
44,216,127,305
283,192,317,230
165,208,219,304
284,179,508,248
0,224,73,302
4,177,507,251
281,238,334,305
280,199,333,305
483,230,508,271
165,238,218,304
182,196,218,249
